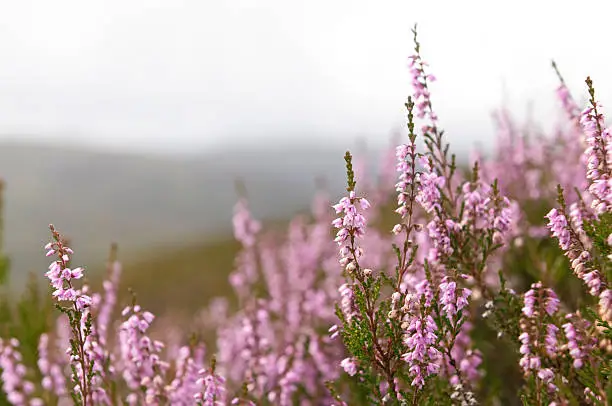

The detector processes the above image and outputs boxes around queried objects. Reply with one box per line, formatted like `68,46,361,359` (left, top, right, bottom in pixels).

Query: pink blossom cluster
408,53,437,124
0,339,41,405
44,239,91,310
332,190,370,266
401,281,441,389
580,100,612,214
394,140,418,225
518,283,560,395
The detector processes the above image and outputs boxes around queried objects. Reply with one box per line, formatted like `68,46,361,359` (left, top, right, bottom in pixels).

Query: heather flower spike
46,225,97,405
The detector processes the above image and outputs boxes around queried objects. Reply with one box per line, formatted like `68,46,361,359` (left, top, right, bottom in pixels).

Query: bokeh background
0,0,611,318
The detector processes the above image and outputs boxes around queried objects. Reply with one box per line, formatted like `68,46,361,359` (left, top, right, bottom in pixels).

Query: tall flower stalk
45,225,95,405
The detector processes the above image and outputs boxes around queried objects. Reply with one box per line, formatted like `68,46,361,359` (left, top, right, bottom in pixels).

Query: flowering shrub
0,26,611,405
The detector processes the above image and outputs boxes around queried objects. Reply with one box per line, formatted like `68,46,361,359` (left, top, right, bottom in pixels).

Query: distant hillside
116,237,240,317
0,141,377,287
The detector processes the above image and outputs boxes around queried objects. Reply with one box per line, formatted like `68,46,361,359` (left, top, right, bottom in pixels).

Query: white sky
0,0,610,154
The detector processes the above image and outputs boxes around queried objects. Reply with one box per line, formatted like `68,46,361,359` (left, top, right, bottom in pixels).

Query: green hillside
0,141,361,288
113,237,240,316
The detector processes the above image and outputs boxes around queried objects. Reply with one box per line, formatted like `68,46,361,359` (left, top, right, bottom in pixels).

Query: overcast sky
0,0,610,154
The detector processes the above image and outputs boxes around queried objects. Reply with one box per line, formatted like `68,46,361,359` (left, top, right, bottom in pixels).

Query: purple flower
562,313,596,370
544,324,559,356
401,281,441,389
545,208,571,251
580,100,612,213
416,157,444,214
395,141,418,223
439,277,472,322
338,283,357,322
119,305,170,402
408,54,438,123
332,190,369,265
233,198,261,248
0,339,42,406
556,83,581,122
195,367,227,406
340,358,358,376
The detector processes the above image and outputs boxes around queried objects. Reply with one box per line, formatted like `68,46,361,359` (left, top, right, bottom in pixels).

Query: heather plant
0,26,611,406
324,28,612,406
327,27,517,405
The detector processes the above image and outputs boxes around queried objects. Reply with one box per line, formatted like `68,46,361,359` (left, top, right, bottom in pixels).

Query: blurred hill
0,141,365,288
118,237,240,317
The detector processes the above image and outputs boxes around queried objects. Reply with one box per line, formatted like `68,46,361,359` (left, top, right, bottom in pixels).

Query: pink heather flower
277,366,302,406
168,344,206,405
211,189,344,404
556,83,581,123
562,313,596,371
195,367,227,406
338,283,357,323
583,270,602,296
545,208,571,251
448,321,483,386
332,190,369,264
522,282,559,318
328,324,339,340
37,334,66,398
537,367,557,393
413,279,434,307
96,259,122,346
460,179,491,228
439,276,471,322
45,262,91,311
233,198,261,248
522,288,536,318
562,320,584,369
544,324,559,357
0,339,41,406
580,102,612,213
332,192,369,240
519,282,561,384
46,225,98,403
544,210,606,296
408,54,438,123
402,313,441,388
456,349,482,385
229,198,261,298
340,358,358,376
426,217,453,264
119,306,170,403
568,201,593,243
416,156,444,214
518,331,535,373
488,194,517,245
544,291,560,316
395,141,418,222
82,328,113,404
401,281,441,389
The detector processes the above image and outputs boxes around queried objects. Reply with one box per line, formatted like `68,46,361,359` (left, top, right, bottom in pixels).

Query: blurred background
0,0,611,314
